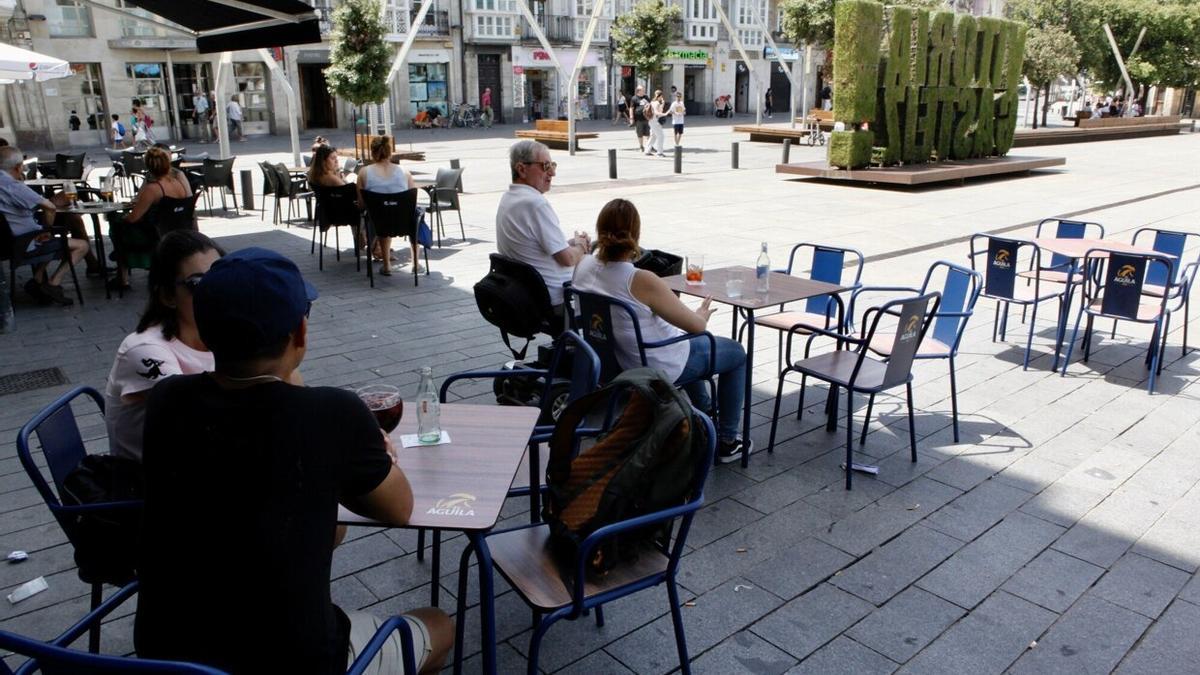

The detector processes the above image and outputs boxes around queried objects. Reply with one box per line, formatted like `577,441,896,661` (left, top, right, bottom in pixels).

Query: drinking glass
685,254,704,285
356,384,403,433
725,277,744,298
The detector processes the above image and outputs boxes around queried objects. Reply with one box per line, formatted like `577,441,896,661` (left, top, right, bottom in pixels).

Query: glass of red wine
356,384,403,433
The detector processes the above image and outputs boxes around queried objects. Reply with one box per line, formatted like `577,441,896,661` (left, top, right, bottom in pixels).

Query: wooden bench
351,134,426,162
733,125,812,143
794,108,835,131
1078,114,1180,129
514,119,598,150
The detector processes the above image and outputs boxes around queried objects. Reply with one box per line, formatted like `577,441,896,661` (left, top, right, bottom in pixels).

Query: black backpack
474,253,554,359
60,454,144,586
543,368,703,577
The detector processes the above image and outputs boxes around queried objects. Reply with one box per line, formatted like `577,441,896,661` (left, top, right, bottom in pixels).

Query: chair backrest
433,168,463,208
565,287,648,384
341,158,358,175
257,161,277,193
55,153,86,180
36,160,58,179
22,160,38,181
302,154,312,167
269,163,295,197
542,331,602,417
923,261,982,352
155,194,199,235
313,183,361,228
785,243,865,316
970,234,1038,301
869,292,941,389
123,153,146,175
1082,249,1173,321
1133,227,1193,287
181,152,209,163
201,158,235,187
479,253,556,339
361,189,419,239
1035,218,1104,269
15,387,104,536
0,628,228,674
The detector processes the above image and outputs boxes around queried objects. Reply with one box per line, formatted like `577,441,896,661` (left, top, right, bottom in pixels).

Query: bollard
782,138,791,164
731,141,739,169
240,169,255,211
673,145,682,174
608,148,617,179
449,158,463,192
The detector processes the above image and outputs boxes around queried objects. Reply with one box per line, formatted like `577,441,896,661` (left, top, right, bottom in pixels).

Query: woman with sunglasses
104,231,225,461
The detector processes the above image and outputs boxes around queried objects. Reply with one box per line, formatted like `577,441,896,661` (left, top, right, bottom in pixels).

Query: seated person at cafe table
104,231,224,461
496,140,590,316
0,146,89,306
137,248,452,674
572,198,748,464
356,135,421,276
308,143,348,189
108,145,195,292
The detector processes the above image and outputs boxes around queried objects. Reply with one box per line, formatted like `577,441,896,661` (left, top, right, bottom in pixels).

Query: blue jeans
675,335,746,442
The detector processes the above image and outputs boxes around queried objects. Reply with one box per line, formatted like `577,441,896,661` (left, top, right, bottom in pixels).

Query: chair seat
427,199,455,211
790,349,892,391
754,310,837,333
982,284,1063,304
488,524,669,611
1017,269,1084,284
1141,283,1180,299
867,333,952,358
1087,299,1164,322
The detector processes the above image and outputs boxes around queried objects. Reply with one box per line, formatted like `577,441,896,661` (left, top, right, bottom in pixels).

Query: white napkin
399,430,451,448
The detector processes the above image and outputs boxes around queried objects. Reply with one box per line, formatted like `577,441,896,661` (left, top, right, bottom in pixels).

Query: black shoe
24,279,50,304
716,438,750,464
41,283,74,306
106,277,132,293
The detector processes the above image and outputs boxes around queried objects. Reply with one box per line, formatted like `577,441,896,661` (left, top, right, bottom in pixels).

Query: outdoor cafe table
63,200,132,299
337,402,539,675
1034,237,1160,370
664,265,850,466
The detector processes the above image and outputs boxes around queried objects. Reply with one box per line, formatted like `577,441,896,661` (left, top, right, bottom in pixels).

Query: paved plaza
2,120,1199,673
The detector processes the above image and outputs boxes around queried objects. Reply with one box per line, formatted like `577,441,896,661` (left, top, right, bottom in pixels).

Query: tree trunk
1032,87,1040,129
1041,86,1051,127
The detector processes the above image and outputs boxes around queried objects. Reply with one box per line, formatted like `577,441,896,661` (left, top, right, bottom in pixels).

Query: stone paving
1,121,1199,673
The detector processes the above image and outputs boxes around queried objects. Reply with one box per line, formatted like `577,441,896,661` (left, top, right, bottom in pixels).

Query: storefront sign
763,46,800,62
295,49,331,64
511,46,603,71
513,66,524,75
667,49,709,61
409,49,452,64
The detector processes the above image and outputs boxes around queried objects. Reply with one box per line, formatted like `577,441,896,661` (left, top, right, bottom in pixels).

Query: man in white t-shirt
226,95,244,141
193,92,211,142
495,140,589,314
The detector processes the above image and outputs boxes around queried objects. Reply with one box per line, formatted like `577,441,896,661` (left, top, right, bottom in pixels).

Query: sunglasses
522,160,557,172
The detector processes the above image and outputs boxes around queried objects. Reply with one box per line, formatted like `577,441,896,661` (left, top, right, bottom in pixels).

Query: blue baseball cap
193,247,318,360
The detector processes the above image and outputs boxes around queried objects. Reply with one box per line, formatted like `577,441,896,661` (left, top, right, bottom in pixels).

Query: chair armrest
52,499,143,515
849,285,920,324
439,368,549,403
643,331,716,376
345,615,418,675
42,581,139,651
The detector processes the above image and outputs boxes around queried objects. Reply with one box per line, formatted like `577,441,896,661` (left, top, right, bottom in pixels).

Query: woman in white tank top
572,199,749,463
356,135,417,276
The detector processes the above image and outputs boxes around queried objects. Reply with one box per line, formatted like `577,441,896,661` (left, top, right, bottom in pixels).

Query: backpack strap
501,330,531,361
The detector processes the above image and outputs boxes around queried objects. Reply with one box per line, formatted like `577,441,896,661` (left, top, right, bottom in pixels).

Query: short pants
346,611,432,674
673,123,684,134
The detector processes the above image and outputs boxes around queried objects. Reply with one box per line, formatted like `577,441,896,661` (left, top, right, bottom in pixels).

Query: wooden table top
63,201,133,214
1035,237,1159,259
338,403,539,532
24,179,72,188
663,265,850,310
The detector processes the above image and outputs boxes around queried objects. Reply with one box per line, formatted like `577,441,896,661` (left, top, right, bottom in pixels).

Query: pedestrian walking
670,92,686,147
646,89,666,157
764,88,774,118
481,87,494,127
110,113,126,149
615,91,628,125
193,92,211,142
630,85,651,152
226,95,244,141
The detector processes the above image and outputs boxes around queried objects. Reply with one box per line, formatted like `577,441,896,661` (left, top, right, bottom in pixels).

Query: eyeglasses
522,161,557,172
177,273,204,293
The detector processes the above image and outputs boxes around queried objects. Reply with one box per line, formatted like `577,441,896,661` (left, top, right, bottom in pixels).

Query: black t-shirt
135,375,391,675
631,95,651,128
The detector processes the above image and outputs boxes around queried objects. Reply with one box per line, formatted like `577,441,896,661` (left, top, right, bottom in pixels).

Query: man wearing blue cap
136,248,452,674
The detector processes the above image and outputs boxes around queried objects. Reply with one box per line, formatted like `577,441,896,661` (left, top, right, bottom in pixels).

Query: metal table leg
1051,259,1080,371
741,308,754,467
90,214,110,300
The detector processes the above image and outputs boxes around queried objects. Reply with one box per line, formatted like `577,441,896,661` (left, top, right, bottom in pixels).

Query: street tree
325,0,391,151
612,0,682,91
1024,24,1081,127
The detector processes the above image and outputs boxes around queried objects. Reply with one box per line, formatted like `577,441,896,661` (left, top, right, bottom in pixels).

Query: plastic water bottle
415,367,441,444
756,242,770,294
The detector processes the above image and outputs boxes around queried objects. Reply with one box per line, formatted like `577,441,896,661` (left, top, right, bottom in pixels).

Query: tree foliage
325,0,391,106
1023,24,1081,88
612,0,682,85
778,0,971,49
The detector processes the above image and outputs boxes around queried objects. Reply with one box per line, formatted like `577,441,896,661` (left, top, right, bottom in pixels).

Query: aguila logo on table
427,493,476,517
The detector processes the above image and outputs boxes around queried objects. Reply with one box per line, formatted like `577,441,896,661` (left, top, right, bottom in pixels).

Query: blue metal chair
1062,248,1177,393
1,581,418,675
850,262,982,442
754,243,865,363
1021,218,1105,285
412,333,602,607
969,234,1065,370
767,292,942,490
457,410,717,675
16,386,142,653
1130,227,1199,355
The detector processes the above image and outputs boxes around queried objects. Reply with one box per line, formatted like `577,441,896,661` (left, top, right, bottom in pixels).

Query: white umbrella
0,42,71,83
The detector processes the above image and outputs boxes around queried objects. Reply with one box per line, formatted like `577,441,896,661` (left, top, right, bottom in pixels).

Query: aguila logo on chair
900,314,921,341
1113,264,1138,285
992,249,1012,269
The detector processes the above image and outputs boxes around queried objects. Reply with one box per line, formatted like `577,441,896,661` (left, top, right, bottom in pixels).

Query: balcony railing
519,16,574,43
412,9,450,36
310,1,446,38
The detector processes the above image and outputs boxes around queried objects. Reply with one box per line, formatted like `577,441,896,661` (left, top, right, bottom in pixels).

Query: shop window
473,14,515,38
126,62,169,122
64,63,107,135
409,63,449,117
48,0,93,38
735,0,766,27
473,0,516,11
234,63,269,122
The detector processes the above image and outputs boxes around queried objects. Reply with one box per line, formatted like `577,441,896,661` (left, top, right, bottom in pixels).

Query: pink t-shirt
104,324,214,460
482,90,492,108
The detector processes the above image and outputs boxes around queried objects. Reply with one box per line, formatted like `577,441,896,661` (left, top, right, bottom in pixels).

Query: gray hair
510,140,548,182
0,146,23,171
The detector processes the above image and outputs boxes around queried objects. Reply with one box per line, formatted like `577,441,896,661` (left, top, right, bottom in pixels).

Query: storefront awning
123,0,322,53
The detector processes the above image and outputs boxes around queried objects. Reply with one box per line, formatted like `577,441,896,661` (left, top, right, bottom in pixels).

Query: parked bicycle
449,103,483,128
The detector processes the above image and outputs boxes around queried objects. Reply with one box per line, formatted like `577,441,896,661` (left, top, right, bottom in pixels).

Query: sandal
379,264,392,276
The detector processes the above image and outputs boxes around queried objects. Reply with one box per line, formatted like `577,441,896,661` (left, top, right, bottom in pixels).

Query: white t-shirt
226,101,243,122
670,101,686,125
495,183,572,306
104,324,214,460
111,120,124,141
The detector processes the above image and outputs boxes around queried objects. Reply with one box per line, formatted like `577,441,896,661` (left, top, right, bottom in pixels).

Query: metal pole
1103,23,1137,117
564,0,608,156
240,169,255,210
164,50,183,142
731,141,739,168
215,52,232,158
673,145,682,173
608,148,617,179
782,138,790,164
384,0,438,136
257,48,301,167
